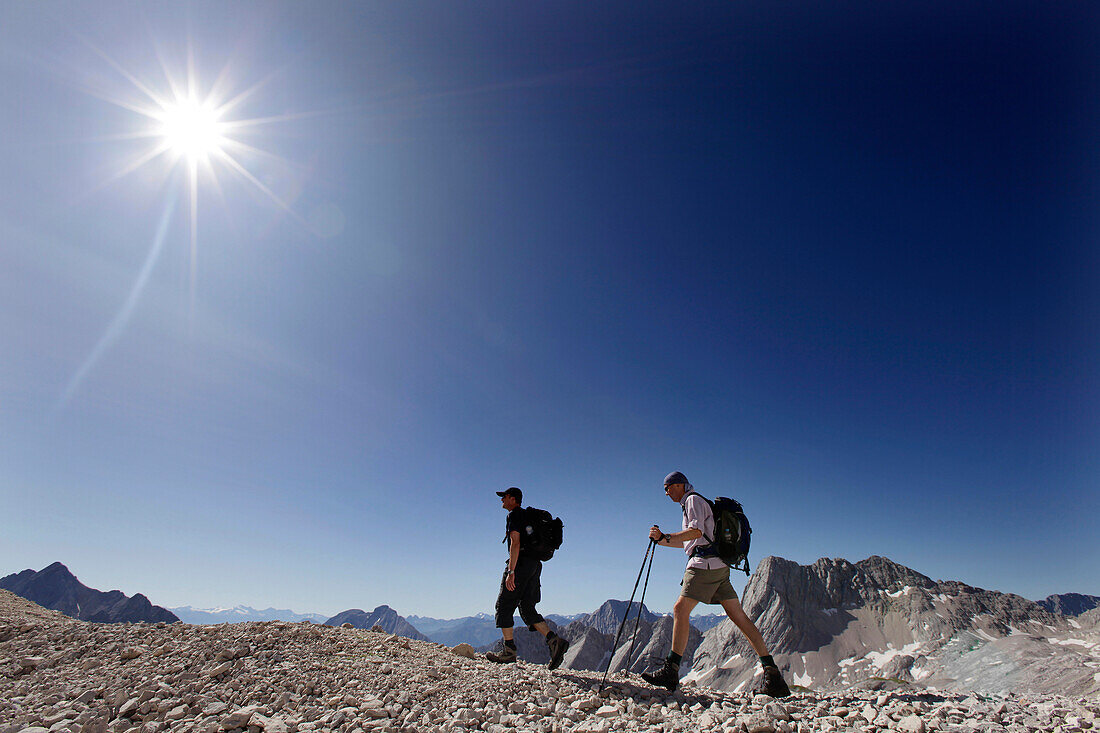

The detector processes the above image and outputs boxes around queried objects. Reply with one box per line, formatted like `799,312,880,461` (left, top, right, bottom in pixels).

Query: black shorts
494,554,545,630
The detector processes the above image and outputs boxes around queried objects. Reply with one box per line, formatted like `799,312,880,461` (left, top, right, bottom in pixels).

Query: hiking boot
485,645,517,664
754,665,791,698
547,635,569,670
641,661,680,692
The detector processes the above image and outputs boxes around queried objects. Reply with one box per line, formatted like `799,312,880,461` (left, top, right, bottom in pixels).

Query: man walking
486,487,570,669
640,471,790,697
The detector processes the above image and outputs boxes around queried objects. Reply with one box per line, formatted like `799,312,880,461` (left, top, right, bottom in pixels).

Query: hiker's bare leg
502,627,514,641
533,621,550,637
672,595,699,656
719,597,769,656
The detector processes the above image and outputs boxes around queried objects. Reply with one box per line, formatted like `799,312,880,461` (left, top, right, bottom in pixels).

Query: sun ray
213,147,309,226
211,67,285,118
221,108,335,130
220,138,298,168
58,192,179,410
77,34,170,111
78,142,175,201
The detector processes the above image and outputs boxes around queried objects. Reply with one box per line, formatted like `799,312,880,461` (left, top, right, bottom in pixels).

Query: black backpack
520,507,564,561
694,495,753,575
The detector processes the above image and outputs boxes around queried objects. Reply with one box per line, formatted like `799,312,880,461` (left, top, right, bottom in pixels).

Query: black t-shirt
505,507,531,555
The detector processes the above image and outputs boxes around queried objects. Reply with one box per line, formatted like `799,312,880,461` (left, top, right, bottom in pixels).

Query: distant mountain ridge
406,613,502,647
170,605,328,625
325,606,430,641
1038,593,1100,617
0,562,178,624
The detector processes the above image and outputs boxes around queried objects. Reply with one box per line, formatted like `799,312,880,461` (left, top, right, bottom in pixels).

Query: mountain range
169,605,328,625
406,612,585,647
0,562,178,624
4,556,1097,697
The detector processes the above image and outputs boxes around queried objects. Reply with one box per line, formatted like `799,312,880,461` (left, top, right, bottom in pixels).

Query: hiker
486,487,570,668
640,471,790,697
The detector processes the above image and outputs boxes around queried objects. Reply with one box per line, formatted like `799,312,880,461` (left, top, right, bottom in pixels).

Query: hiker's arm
667,528,702,547
505,530,521,591
649,525,701,547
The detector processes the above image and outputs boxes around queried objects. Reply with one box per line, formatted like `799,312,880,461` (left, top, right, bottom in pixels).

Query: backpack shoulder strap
682,492,716,546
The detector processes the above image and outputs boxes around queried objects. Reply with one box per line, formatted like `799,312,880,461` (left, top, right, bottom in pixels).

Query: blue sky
1,1,1097,618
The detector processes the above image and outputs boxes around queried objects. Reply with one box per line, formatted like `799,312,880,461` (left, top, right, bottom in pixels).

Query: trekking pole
622,539,656,674
599,539,656,694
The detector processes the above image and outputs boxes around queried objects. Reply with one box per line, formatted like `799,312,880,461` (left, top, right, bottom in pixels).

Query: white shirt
680,491,726,570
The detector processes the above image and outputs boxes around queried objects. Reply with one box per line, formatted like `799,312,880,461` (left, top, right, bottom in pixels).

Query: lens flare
157,96,226,163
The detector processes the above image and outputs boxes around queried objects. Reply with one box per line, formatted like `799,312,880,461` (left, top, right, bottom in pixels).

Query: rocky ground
1,590,1096,733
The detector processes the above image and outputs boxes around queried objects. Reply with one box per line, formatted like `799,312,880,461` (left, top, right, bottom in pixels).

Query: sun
155,95,226,163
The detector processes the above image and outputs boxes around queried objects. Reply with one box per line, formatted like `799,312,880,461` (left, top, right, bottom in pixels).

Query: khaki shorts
681,567,738,604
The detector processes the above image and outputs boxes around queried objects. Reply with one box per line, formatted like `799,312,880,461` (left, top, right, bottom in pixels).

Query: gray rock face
1038,592,1100,616
689,555,1100,697
574,600,660,636
607,615,703,675
561,625,613,671
323,605,429,641
1080,606,1100,626
0,562,178,624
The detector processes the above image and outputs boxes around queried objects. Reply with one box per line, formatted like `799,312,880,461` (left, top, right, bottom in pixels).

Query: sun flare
156,96,226,163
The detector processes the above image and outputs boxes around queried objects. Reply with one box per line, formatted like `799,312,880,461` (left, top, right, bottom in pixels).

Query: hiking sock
759,655,775,669
667,652,682,667
545,631,558,641
504,640,517,651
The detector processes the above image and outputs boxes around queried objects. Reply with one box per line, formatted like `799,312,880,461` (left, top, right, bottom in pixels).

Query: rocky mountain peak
853,555,935,591
576,599,660,636
324,606,429,641
0,563,177,624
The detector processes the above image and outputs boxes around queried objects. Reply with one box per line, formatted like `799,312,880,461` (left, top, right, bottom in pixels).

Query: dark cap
496,487,523,502
663,471,689,487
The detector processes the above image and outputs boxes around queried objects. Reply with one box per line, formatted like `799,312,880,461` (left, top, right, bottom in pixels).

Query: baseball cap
496,487,523,502
663,471,689,487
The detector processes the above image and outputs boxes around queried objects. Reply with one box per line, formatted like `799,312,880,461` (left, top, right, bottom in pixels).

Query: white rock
221,705,265,729
574,720,611,733
897,715,926,733
203,701,229,716
765,702,790,721
746,712,777,733
206,661,232,678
